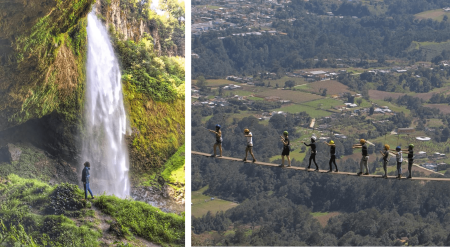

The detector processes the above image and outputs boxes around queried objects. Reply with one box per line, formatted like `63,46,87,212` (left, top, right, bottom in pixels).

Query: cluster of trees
192,0,450,78
339,66,450,95
192,156,450,245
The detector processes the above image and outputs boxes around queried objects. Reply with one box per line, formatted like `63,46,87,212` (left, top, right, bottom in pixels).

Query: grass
195,5,224,9
269,151,307,163
272,104,332,118
160,145,185,188
372,99,411,116
255,88,323,103
303,98,343,110
415,9,450,22
311,212,329,217
94,195,184,246
192,186,239,218
0,174,101,246
409,40,450,61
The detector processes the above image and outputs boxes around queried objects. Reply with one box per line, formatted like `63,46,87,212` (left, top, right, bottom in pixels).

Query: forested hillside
192,0,450,78
191,104,450,246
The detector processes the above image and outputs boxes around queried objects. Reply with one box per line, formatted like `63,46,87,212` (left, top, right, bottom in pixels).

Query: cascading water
81,11,130,198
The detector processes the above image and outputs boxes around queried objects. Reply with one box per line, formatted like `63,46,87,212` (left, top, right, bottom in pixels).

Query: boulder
0,143,22,162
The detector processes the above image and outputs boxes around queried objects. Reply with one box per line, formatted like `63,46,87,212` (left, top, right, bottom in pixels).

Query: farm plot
255,89,323,103
305,80,356,95
424,104,450,114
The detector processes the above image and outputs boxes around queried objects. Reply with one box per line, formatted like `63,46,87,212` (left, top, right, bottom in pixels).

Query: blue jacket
81,167,90,183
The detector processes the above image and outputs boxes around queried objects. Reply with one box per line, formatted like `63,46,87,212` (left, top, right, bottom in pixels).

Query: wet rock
109,220,124,237
131,186,184,214
0,143,22,162
45,183,84,216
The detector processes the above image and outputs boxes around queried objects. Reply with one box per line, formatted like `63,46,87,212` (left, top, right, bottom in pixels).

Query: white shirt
246,132,253,146
396,151,403,162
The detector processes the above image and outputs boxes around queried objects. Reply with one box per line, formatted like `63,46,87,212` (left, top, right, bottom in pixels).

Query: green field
269,150,307,163
195,5,224,9
372,99,411,116
303,98,344,110
311,212,329,217
409,40,450,61
192,186,239,218
272,104,333,118
415,9,450,22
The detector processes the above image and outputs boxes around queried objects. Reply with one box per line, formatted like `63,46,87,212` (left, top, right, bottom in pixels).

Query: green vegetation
0,174,101,246
0,146,54,182
94,195,184,246
161,145,185,188
310,212,329,217
8,0,93,125
0,174,184,246
192,186,239,217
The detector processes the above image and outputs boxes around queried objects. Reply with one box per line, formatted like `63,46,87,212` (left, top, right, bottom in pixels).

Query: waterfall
81,11,130,198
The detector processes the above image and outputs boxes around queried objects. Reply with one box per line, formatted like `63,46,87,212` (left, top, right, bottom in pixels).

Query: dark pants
329,155,337,170
383,159,388,175
84,182,94,199
408,159,413,177
309,153,318,169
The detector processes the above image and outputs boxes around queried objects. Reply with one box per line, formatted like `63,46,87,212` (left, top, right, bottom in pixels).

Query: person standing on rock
82,161,95,200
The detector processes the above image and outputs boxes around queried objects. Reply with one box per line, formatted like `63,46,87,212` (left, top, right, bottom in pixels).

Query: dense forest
192,104,450,245
192,0,450,78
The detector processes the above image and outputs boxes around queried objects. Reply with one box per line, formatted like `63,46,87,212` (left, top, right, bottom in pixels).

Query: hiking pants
397,161,402,175
309,153,318,169
383,159,388,175
329,155,337,170
408,159,413,177
360,156,369,173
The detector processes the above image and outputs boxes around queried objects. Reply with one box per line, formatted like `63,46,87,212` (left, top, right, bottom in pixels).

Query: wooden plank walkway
192,151,450,181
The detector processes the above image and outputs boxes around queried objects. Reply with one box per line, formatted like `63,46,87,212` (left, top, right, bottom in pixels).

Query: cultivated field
368,90,442,101
305,80,356,95
255,89,323,103
192,186,239,217
424,104,450,114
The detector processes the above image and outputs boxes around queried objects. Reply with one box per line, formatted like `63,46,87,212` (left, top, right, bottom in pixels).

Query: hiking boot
307,166,311,169
357,172,363,176
243,158,247,162
314,168,319,171
252,159,256,163
287,164,291,167
407,175,412,179
217,155,222,157
327,170,332,173
279,164,285,168
364,173,370,175
211,154,216,157
335,169,339,172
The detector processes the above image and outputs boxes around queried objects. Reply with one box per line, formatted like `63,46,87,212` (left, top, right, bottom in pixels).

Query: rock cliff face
0,0,94,131
95,0,184,57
